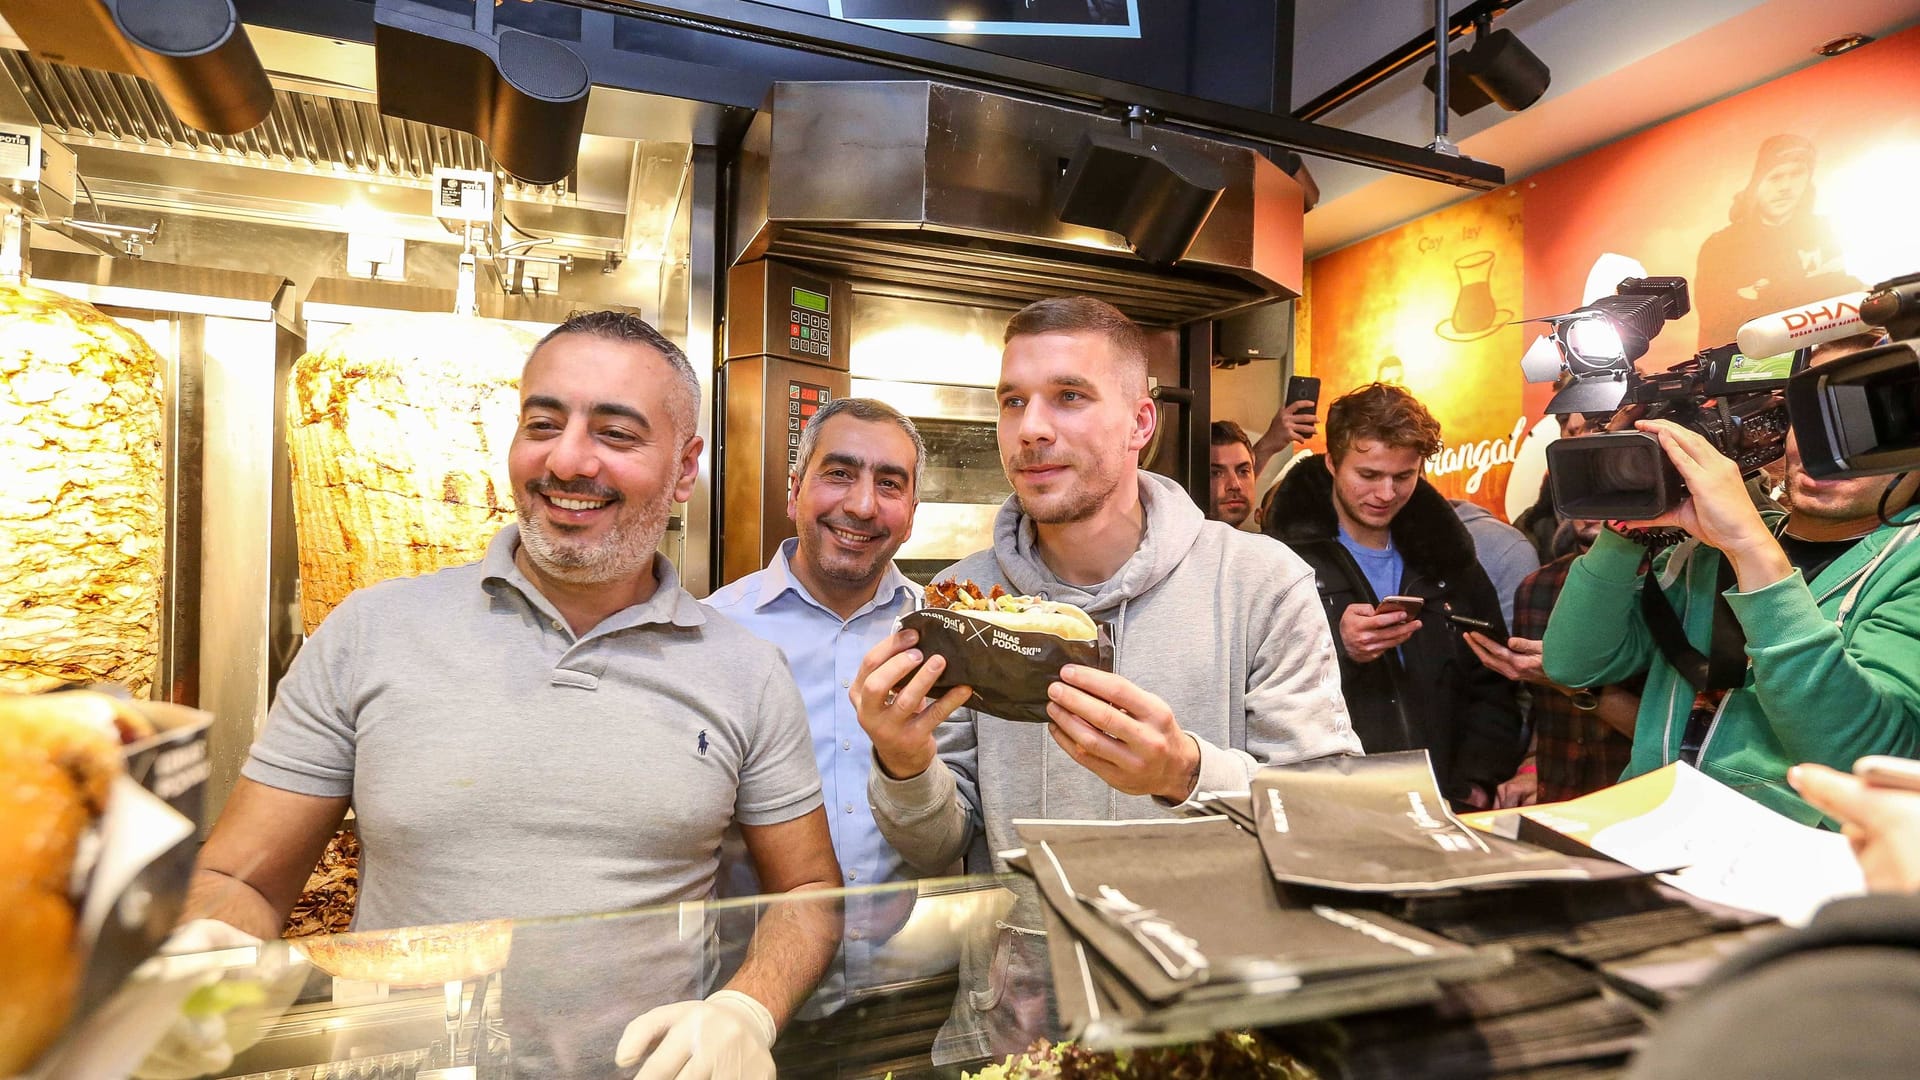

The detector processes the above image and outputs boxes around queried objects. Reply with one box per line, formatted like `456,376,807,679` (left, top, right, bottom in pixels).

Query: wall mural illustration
1302,188,1528,511
1301,26,1920,519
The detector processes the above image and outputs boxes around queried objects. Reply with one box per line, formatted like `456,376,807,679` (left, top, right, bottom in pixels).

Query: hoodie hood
1266,452,1478,579
988,471,1205,618
1450,499,1494,526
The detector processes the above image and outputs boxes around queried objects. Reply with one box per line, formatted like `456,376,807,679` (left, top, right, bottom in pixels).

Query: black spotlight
4,0,272,134
1423,50,1495,116
1461,28,1551,112
1054,129,1227,267
374,5,591,185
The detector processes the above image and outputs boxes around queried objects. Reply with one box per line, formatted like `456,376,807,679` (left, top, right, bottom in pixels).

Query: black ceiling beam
567,0,1504,190
1294,0,1527,123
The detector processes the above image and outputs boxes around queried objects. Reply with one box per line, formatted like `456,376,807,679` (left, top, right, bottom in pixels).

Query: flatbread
922,579,1098,641
944,601,1098,642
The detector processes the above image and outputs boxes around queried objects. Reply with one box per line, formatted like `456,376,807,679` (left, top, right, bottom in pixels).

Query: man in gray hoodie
1450,498,1541,629
851,296,1360,1060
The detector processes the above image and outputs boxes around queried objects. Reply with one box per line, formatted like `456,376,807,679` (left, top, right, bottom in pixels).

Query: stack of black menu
1007,814,1510,1046
1236,753,1758,1077
1012,752,1764,1075
1242,750,1598,893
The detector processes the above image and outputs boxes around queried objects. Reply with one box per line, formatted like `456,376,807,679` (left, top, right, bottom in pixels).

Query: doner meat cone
288,314,536,633
0,283,165,698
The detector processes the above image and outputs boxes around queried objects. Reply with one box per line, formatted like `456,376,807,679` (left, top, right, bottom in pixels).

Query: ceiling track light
1423,16,1551,117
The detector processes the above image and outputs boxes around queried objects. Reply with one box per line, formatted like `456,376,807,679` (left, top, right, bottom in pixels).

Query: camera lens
1547,432,1681,519
1587,445,1664,492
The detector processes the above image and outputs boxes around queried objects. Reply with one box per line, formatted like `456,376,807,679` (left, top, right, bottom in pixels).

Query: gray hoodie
868,471,1358,1059
1449,499,1541,629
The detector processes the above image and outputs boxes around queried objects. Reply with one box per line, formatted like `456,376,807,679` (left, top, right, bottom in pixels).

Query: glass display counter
58,878,1013,1080
54,871,1778,1080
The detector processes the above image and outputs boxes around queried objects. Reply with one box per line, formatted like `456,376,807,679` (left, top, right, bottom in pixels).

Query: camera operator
1543,338,1920,824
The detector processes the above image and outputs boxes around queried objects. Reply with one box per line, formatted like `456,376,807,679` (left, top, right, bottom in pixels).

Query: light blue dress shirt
704,539,920,1001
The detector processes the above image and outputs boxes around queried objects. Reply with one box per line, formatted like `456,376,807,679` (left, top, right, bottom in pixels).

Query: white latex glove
615,989,778,1080
132,920,265,1080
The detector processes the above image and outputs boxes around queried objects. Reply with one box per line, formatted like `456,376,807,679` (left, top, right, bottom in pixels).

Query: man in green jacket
1543,401,1920,825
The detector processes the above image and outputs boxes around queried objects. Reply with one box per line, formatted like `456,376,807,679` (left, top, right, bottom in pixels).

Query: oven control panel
787,287,833,360
725,260,851,371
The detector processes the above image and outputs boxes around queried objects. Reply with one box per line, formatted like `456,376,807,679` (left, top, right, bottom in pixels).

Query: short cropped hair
1325,382,1443,463
1210,420,1255,461
792,396,927,498
537,310,702,442
1811,333,1886,365
1004,296,1150,396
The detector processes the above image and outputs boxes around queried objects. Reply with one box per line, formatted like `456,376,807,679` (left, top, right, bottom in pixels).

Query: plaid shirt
1518,554,1639,804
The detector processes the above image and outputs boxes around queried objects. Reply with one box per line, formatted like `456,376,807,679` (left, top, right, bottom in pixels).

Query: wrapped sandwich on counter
900,579,1113,724
0,689,213,1075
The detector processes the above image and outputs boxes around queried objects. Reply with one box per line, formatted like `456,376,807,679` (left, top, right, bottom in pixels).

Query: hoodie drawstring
1106,598,1130,821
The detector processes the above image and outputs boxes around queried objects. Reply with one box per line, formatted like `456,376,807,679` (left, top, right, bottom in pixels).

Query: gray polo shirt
244,526,823,932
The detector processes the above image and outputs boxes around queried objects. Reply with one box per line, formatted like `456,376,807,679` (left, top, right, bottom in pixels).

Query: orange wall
1305,25,1920,517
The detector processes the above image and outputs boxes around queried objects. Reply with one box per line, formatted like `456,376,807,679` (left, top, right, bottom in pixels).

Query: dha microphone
1735,292,1870,357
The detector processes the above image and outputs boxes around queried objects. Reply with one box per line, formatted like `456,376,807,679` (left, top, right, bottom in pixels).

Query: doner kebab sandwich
900,579,1111,724
921,579,1098,640
0,691,153,1074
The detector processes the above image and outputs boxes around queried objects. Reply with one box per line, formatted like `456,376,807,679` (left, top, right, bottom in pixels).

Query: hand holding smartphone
1284,374,1321,408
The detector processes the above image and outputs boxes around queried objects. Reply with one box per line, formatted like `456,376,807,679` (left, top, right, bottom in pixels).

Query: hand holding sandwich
853,628,974,781
1047,666,1201,802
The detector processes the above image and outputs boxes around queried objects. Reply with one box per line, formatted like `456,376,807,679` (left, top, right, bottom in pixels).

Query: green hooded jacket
1543,511,1920,825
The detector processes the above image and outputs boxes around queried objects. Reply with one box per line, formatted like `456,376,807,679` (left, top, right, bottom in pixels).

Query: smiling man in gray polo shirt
178,311,841,1080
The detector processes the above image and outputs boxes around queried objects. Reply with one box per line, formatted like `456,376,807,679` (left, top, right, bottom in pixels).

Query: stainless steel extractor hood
732,81,1304,326
0,27,706,268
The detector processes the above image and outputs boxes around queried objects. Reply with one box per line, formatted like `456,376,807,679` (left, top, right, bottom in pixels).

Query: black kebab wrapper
900,607,1115,724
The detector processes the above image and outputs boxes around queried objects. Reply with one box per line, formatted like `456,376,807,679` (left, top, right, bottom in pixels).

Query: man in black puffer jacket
1265,383,1523,807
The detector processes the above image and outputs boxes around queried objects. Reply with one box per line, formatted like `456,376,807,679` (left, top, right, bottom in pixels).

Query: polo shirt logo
697,729,709,755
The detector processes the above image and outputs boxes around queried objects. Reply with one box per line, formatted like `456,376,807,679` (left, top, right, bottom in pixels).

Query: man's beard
516,480,671,585
1785,468,1874,522
1214,498,1250,528
1008,449,1125,525
798,515,895,586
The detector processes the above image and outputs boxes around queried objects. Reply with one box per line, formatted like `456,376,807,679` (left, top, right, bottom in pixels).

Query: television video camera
1775,272,1920,482
1519,276,1810,519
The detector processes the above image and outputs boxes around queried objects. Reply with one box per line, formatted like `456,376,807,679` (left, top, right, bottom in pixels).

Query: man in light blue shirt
706,397,929,1027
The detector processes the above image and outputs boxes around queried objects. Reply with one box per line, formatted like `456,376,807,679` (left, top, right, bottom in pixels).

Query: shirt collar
1337,523,1397,556
481,524,707,632
754,537,917,620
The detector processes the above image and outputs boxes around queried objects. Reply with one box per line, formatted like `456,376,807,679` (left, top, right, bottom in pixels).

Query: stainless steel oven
716,79,1300,589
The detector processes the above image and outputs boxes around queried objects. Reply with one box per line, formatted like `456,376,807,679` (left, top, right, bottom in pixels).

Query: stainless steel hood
732,81,1304,326
0,49,541,192
0,27,704,264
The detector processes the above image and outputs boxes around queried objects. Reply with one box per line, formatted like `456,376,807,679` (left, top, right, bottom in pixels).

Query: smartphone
1447,612,1495,633
1376,595,1425,617
1855,755,1920,793
1284,374,1322,407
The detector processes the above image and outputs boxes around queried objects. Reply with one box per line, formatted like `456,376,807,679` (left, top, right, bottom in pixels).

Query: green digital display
791,287,830,314
1724,349,1797,384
